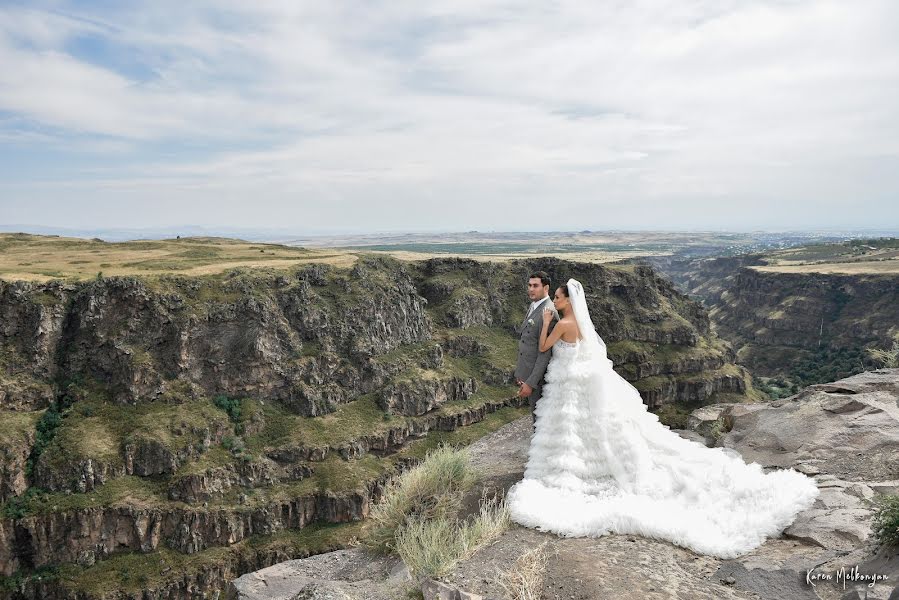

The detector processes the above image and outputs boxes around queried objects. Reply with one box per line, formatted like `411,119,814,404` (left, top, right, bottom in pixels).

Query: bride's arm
539,311,569,352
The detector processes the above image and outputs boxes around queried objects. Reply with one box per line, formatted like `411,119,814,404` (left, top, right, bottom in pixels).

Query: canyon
0,249,757,598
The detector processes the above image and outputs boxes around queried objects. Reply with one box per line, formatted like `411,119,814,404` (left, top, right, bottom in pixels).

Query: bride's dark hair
557,284,570,297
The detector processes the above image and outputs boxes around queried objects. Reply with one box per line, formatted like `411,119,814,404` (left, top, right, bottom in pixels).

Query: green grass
34,395,233,478
363,444,510,579
0,410,42,448
36,410,123,474
4,453,388,516
245,379,517,456
606,336,725,365
171,446,233,478
28,291,64,306
1,476,166,515
244,395,403,453
675,362,743,384
5,387,523,518
430,385,514,418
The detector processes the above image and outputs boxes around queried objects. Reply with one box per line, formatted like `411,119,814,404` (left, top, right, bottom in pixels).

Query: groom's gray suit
514,296,559,423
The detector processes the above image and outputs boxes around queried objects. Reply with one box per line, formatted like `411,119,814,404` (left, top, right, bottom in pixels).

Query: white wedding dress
506,279,819,559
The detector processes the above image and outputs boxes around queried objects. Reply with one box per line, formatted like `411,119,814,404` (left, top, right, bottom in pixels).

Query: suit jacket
514,296,559,389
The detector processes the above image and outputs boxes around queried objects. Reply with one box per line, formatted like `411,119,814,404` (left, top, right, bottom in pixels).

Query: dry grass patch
497,541,550,600
396,493,510,579
0,233,357,281
364,444,478,554
363,444,511,581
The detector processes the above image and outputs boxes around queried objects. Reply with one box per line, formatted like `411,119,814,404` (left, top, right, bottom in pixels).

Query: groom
514,271,559,427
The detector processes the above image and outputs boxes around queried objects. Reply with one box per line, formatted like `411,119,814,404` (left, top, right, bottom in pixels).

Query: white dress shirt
527,295,549,318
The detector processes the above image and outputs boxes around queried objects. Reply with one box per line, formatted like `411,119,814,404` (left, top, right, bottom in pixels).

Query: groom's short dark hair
529,271,551,288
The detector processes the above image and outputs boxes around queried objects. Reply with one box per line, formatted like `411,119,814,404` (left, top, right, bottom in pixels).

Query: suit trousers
528,383,544,425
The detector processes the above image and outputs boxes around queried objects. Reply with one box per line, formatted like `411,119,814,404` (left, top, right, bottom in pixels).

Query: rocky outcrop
30,418,233,494
0,256,750,422
0,259,432,415
379,376,478,416
267,395,528,464
713,268,898,353
0,482,382,577
0,281,71,411
0,393,528,583
0,416,37,502
642,254,766,305
415,257,712,347
686,369,899,598
233,369,899,600
230,547,410,600
5,526,365,600
167,459,287,504
414,257,745,407
695,370,899,482
444,290,493,329
635,365,750,408
644,254,899,382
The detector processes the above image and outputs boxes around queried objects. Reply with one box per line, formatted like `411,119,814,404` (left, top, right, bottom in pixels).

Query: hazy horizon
2,223,897,243
2,2,898,231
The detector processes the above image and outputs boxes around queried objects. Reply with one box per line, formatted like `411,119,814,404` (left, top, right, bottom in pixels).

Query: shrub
872,495,899,548
1,488,47,520
213,395,242,424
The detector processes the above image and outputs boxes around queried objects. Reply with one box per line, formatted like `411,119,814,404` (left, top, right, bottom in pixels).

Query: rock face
0,257,750,419
0,416,37,502
0,393,528,579
233,369,899,600
414,257,714,346
0,254,760,598
0,486,379,577
379,376,477,416
645,255,899,382
413,257,754,408
1,261,431,415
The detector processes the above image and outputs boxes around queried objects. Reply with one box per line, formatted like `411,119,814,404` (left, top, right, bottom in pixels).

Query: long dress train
505,281,819,559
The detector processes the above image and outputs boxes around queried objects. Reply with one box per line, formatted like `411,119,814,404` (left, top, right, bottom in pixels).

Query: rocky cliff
0,254,755,599
643,254,899,388
232,368,899,600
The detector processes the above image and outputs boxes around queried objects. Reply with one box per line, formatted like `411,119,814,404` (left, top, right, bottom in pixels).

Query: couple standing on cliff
506,270,819,559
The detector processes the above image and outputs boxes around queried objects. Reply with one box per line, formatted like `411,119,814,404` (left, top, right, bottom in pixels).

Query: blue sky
1,1,898,233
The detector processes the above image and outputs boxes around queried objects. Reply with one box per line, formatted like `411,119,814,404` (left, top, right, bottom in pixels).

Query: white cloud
0,0,897,231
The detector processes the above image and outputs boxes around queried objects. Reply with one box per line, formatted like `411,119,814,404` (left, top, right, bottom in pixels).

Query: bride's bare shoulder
561,316,582,337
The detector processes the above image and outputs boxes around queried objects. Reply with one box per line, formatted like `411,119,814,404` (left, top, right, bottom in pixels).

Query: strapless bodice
554,338,580,351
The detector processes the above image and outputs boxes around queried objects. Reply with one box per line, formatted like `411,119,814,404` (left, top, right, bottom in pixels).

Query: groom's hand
518,383,533,398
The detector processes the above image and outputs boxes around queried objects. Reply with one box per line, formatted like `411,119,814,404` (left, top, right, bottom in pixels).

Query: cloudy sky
1,0,897,233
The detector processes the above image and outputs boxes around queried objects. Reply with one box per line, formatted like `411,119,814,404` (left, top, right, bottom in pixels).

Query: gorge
0,246,758,599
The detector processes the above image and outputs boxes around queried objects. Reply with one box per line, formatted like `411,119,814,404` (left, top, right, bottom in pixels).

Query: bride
505,278,820,559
